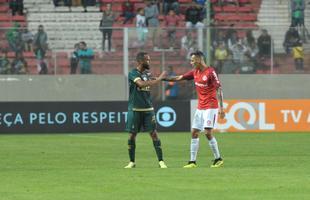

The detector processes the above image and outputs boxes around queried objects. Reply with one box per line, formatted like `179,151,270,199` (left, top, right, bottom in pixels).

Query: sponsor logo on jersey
195,82,208,87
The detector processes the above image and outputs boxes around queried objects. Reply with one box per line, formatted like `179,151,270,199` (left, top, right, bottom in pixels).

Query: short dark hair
136,52,148,62
80,41,87,46
137,8,143,13
190,50,205,60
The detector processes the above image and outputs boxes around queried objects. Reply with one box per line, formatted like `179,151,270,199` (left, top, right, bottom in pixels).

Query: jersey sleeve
182,70,194,80
128,71,141,83
210,68,221,89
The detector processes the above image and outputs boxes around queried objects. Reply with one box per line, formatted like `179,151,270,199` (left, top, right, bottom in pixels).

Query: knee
204,129,213,139
128,133,136,141
191,132,199,138
150,131,158,140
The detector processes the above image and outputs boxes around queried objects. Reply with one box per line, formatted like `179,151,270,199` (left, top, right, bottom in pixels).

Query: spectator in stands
145,1,160,48
257,29,271,58
163,0,180,15
283,27,300,54
70,43,80,74
243,30,256,48
195,0,206,6
231,42,246,65
213,29,227,49
185,4,204,29
33,25,48,60
77,41,94,74
164,9,180,48
72,0,81,6
6,22,23,54
11,52,27,74
99,4,115,52
0,50,11,74
226,29,239,52
38,59,48,74
291,0,305,27
245,39,258,63
292,40,304,72
53,0,60,7
21,28,34,52
64,0,73,11
9,0,24,16
195,0,207,19
165,65,179,100
181,31,194,58
214,42,228,74
122,0,135,24
81,0,88,12
135,8,148,46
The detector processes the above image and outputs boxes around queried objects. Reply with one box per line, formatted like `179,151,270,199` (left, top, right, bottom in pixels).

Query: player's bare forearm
217,87,225,119
217,87,224,109
162,75,183,82
136,71,167,87
136,78,161,88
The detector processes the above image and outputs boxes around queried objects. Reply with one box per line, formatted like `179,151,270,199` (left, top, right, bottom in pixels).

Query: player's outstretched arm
162,75,184,82
135,71,167,88
217,86,225,119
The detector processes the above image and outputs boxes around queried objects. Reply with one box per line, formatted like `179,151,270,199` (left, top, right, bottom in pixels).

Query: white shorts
192,109,219,131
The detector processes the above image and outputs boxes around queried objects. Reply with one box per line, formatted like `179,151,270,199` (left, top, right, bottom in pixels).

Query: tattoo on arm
217,87,224,108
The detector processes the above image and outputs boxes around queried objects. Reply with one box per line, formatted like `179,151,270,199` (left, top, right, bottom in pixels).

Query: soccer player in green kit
124,52,168,169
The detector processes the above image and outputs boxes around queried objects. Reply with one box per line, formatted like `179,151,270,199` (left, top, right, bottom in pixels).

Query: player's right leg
203,109,223,168
124,133,137,168
183,109,203,168
124,111,140,168
183,128,200,168
145,111,167,168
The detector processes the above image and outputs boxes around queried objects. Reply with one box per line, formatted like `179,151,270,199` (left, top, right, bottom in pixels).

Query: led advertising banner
0,101,190,133
191,99,310,132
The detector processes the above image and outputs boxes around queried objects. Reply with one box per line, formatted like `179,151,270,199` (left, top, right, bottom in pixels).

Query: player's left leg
205,128,223,168
183,109,203,168
203,109,223,168
144,111,167,168
150,130,167,168
124,133,137,168
124,111,141,168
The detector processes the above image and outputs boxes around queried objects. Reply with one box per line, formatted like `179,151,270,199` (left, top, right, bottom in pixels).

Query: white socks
208,137,221,159
189,137,221,161
190,138,199,161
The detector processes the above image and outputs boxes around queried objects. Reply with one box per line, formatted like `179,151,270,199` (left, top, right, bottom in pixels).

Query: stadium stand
0,0,309,75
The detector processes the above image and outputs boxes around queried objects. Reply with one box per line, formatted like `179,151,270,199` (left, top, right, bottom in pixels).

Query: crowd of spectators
53,0,96,12
1,24,50,74
9,0,24,16
2,0,309,75
212,28,272,74
283,0,308,71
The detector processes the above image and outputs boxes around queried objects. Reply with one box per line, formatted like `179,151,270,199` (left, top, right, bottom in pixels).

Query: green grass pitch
0,132,309,200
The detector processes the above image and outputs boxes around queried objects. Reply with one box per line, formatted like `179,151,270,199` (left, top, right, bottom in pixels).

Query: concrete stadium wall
0,75,127,102
0,74,309,101
220,75,310,99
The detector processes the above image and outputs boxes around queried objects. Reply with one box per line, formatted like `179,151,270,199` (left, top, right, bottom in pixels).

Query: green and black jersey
128,68,153,111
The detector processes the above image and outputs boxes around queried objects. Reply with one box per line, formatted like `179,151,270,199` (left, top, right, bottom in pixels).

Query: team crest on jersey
202,75,208,81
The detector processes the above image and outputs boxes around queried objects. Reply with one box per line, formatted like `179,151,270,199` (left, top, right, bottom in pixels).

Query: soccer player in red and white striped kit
162,50,225,168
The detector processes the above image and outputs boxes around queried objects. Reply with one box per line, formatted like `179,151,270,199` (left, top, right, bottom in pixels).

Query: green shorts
125,110,157,133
